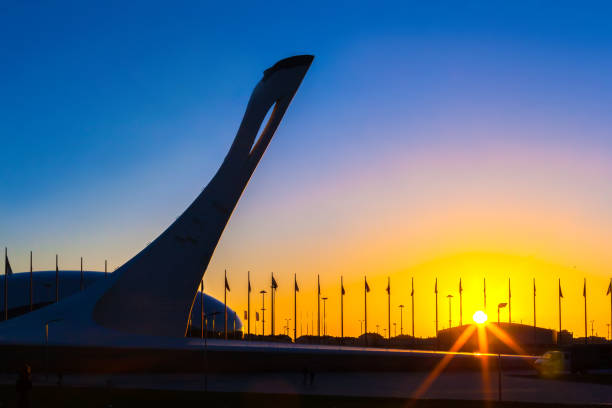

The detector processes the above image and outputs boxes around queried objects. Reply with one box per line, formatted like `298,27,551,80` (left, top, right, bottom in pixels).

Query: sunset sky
2,2,612,339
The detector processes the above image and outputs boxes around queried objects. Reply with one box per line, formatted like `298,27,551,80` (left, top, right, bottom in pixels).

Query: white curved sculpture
0,55,313,344
0,271,242,333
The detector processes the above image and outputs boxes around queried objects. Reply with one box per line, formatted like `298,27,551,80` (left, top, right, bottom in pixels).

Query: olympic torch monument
0,55,314,346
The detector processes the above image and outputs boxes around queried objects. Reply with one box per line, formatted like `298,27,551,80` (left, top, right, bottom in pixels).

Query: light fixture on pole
322,297,328,336
399,304,404,335
446,295,454,328
260,290,267,337
497,302,508,324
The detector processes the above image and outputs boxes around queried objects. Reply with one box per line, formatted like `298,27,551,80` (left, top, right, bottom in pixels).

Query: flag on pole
434,278,438,294
365,278,370,293
559,280,564,298
256,312,259,321
583,279,586,297
271,274,278,289
459,278,462,293
386,277,390,294
606,280,611,296
4,255,12,275
317,275,321,295
533,278,536,296
411,278,414,296
225,274,231,292
295,278,299,292
341,280,345,295
244,310,248,320
248,274,251,293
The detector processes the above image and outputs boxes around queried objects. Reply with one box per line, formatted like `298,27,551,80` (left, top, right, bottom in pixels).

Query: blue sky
2,1,612,335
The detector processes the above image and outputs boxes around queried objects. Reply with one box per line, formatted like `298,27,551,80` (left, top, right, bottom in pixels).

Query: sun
472,310,488,325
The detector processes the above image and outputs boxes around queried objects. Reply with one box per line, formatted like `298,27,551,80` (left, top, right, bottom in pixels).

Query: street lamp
446,295,454,328
399,304,404,335
260,290,267,336
322,297,328,336
497,303,508,324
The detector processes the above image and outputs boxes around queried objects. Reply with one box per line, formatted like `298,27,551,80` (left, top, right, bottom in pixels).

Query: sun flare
472,310,488,325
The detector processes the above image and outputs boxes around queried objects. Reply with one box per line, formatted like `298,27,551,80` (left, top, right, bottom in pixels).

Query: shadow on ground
0,386,606,408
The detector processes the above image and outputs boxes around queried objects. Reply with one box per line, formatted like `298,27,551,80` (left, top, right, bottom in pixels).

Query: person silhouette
16,364,32,408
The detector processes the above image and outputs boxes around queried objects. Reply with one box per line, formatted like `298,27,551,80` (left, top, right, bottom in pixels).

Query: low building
438,323,557,354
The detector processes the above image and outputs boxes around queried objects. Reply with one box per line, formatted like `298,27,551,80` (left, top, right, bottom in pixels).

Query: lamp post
497,303,508,324
393,322,397,337
260,290,267,337
322,297,328,336
446,295,454,328
43,319,62,380
399,304,404,335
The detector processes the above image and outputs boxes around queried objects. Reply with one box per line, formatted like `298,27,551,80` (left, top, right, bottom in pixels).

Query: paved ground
1,370,611,405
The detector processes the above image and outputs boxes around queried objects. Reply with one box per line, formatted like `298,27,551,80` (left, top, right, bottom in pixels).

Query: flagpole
271,273,275,336
224,269,228,340
80,257,83,291
272,273,274,336
584,278,587,344
533,278,536,343
247,271,251,338
29,251,33,312
483,277,486,311
558,278,562,336
317,274,321,338
508,278,511,324
387,276,391,340
55,254,59,303
435,278,438,335
294,273,297,342
411,277,415,338
340,276,344,341
4,247,7,321
609,278,612,342
364,276,368,346
459,278,463,326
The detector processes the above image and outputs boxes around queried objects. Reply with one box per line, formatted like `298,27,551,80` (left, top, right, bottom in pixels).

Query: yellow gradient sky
202,141,612,339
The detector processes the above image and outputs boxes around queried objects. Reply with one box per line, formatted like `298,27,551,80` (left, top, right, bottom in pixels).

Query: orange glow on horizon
205,250,612,339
